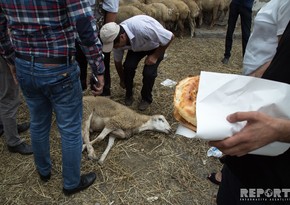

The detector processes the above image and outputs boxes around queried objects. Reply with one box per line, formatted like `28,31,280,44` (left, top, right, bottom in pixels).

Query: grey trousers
0,56,23,146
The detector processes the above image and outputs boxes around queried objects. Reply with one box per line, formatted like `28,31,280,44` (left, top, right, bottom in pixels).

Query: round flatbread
174,75,200,131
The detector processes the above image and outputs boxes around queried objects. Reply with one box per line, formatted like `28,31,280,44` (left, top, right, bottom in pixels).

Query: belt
15,53,75,64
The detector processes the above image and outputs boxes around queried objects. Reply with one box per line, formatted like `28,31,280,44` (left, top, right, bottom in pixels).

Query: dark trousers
76,41,111,95
217,164,289,205
123,50,163,103
102,51,111,95
75,41,88,91
224,2,252,58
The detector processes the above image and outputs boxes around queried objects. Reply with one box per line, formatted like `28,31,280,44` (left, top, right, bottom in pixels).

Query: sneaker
221,57,229,65
17,122,30,133
7,142,33,155
125,96,133,106
138,100,151,111
63,172,96,196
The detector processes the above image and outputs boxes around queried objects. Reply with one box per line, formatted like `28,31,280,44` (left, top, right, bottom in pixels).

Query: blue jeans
15,58,83,189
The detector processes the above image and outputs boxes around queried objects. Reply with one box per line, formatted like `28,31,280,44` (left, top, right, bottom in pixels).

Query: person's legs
16,58,83,189
101,51,111,96
123,50,147,103
50,65,83,189
141,53,163,104
16,58,53,177
223,2,240,60
0,57,23,147
240,6,252,56
217,164,242,205
75,41,88,91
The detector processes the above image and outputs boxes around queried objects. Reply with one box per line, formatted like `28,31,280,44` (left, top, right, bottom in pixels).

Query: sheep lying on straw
82,96,171,165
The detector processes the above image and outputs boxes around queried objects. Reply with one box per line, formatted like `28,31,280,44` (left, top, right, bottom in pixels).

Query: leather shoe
138,100,151,111
38,171,51,182
125,96,133,106
17,122,30,133
221,57,229,65
8,142,33,155
63,172,96,196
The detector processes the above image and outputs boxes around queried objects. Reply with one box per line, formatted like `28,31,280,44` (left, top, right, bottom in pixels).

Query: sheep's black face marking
158,117,165,123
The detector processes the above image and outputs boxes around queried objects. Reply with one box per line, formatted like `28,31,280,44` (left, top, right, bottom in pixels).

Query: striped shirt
0,0,104,74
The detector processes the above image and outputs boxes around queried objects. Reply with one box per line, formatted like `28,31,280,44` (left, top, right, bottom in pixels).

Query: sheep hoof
82,144,87,152
88,153,98,160
97,160,104,166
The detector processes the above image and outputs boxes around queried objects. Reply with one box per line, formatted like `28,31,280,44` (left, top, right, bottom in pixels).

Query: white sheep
181,0,201,38
146,0,192,37
147,2,172,27
129,2,157,19
82,96,172,165
198,0,231,28
145,0,180,32
116,5,145,24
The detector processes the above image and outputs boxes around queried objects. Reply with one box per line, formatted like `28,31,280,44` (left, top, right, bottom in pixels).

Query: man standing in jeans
221,0,254,64
0,0,104,195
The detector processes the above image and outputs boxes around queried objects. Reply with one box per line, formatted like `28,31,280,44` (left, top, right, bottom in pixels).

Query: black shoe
38,171,51,182
221,57,229,65
7,142,33,155
138,99,151,111
207,172,221,185
63,172,96,196
0,124,3,137
17,122,30,133
125,96,133,106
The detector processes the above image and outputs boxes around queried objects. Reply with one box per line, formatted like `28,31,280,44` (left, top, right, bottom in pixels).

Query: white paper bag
176,71,290,156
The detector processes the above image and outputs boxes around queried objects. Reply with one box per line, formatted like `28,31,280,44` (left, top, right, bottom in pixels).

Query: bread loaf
173,75,200,131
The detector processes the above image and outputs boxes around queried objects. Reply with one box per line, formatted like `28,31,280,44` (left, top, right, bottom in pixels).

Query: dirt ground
0,27,244,205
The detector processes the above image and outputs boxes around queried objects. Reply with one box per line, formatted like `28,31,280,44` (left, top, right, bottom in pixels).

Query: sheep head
149,115,171,134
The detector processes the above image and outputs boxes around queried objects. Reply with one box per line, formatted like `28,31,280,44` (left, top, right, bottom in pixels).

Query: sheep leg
89,127,113,146
210,7,219,28
188,16,195,38
82,114,98,160
98,135,116,165
111,129,126,139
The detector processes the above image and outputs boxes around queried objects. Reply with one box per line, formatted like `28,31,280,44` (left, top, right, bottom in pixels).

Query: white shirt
113,15,173,62
88,0,119,13
243,0,290,75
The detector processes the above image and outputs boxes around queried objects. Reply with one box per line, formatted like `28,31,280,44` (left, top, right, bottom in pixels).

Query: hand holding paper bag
209,111,290,156
175,71,290,156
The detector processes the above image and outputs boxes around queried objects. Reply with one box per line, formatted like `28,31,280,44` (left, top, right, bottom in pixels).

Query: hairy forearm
274,118,290,143
152,35,174,59
114,60,123,79
249,61,271,77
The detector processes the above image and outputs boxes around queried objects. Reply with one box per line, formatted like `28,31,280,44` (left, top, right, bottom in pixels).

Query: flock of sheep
117,0,231,38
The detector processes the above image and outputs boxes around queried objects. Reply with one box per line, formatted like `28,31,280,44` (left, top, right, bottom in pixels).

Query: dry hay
0,30,243,205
